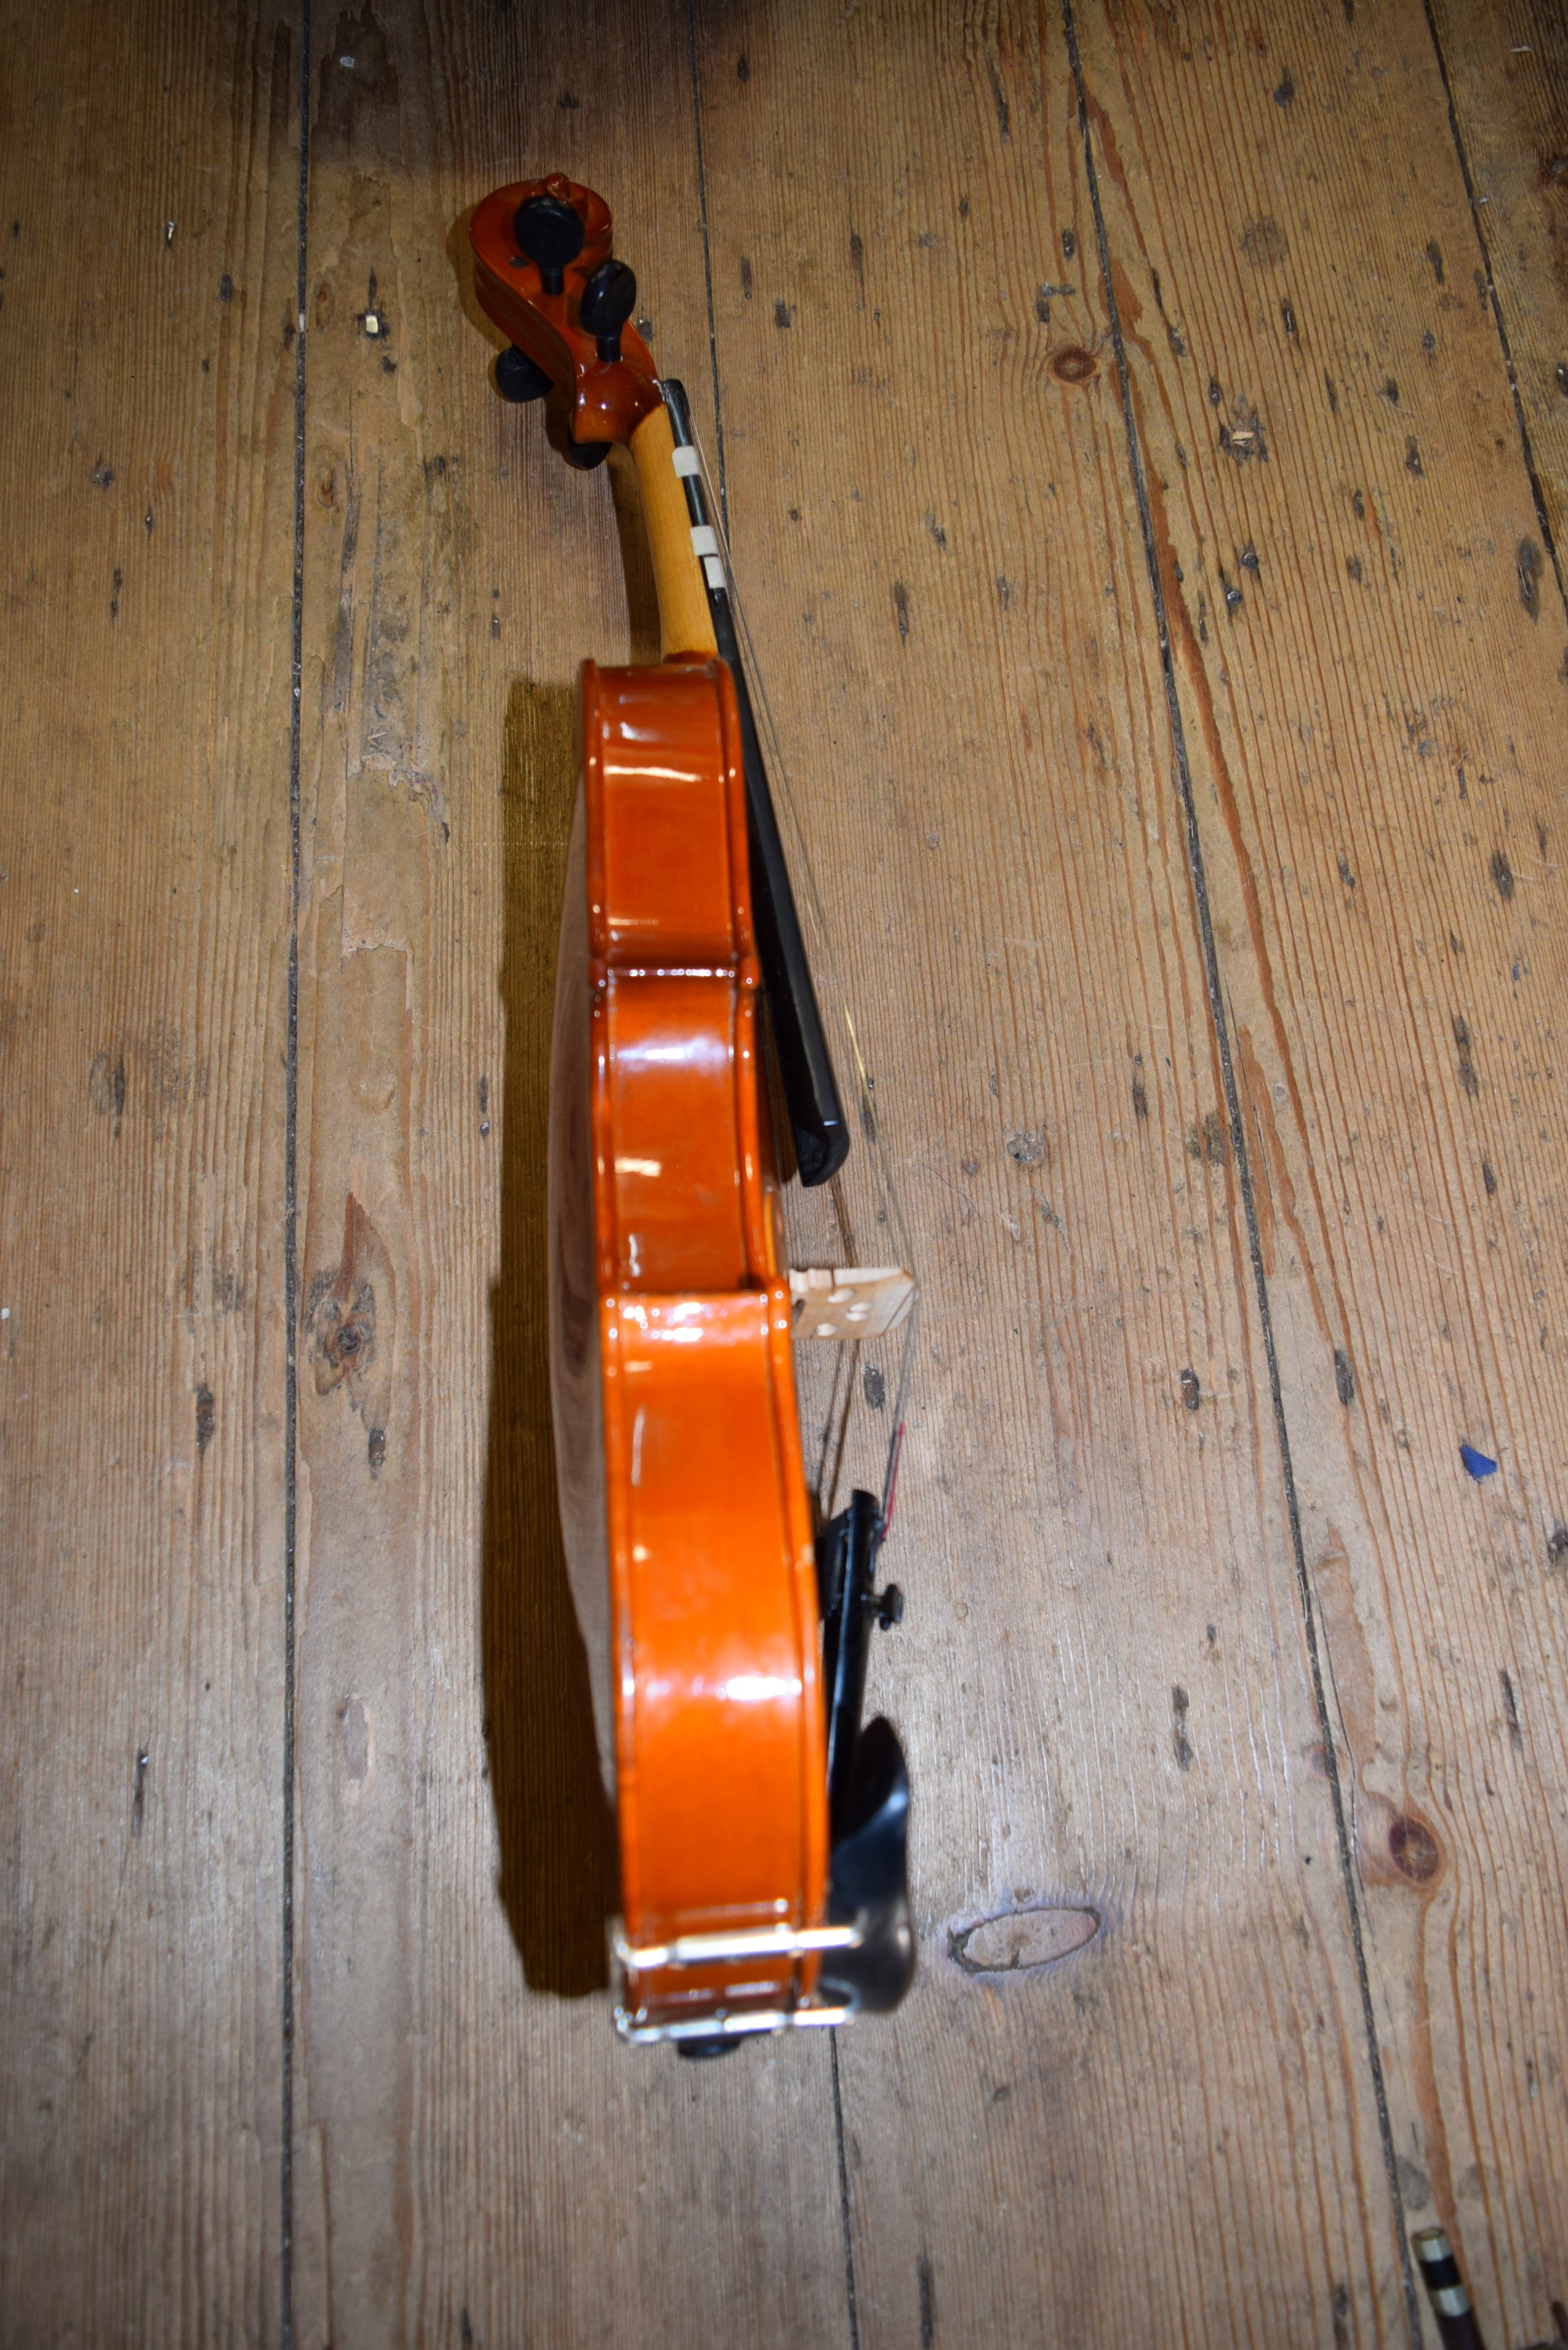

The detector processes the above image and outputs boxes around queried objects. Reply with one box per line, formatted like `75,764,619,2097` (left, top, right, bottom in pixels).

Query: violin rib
555,657,829,2037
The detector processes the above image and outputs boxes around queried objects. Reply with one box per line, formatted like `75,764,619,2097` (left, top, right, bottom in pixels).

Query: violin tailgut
789,1264,916,1342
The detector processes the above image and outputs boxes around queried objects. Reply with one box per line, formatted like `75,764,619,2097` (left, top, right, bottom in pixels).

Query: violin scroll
470,173,661,451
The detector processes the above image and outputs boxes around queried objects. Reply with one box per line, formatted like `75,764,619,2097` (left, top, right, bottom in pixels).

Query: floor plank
0,5,297,2340
288,5,847,2341
9,2,1568,2340
691,5,1407,2340
1431,0,1568,560
1073,1,1568,2337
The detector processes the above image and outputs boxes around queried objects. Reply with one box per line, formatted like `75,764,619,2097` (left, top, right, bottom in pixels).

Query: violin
470,174,916,2051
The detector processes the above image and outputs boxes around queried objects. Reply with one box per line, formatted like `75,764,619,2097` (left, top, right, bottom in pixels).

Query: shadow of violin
482,676,616,1996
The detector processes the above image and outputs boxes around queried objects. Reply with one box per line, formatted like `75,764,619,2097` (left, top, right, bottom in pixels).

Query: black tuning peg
494,345,551,403
513,192,583,295
579,258,638,363
873,1583,904,1631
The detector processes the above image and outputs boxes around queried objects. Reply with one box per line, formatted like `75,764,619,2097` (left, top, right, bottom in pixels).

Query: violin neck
630,403,717,660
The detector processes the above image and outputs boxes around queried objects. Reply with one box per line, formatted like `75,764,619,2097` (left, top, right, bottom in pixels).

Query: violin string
688,432,919,1516
681,415,919,1521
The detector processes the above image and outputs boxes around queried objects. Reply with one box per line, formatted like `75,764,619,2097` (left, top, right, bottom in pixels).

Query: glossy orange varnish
469,175,663,450
581,658,828,2029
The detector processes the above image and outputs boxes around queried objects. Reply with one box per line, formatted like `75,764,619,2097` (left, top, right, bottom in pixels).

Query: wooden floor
4,2,1568,2342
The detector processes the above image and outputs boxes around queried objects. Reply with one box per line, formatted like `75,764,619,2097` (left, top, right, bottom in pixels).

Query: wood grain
288,5,847,2341
1432,0,1568,563
692,4,1411,2341
0,5,297,2340
10,1,1568,2341
1073,0,1568,2338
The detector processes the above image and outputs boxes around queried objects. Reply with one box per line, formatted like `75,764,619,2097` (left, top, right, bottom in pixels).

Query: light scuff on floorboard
2,3,1565,2345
